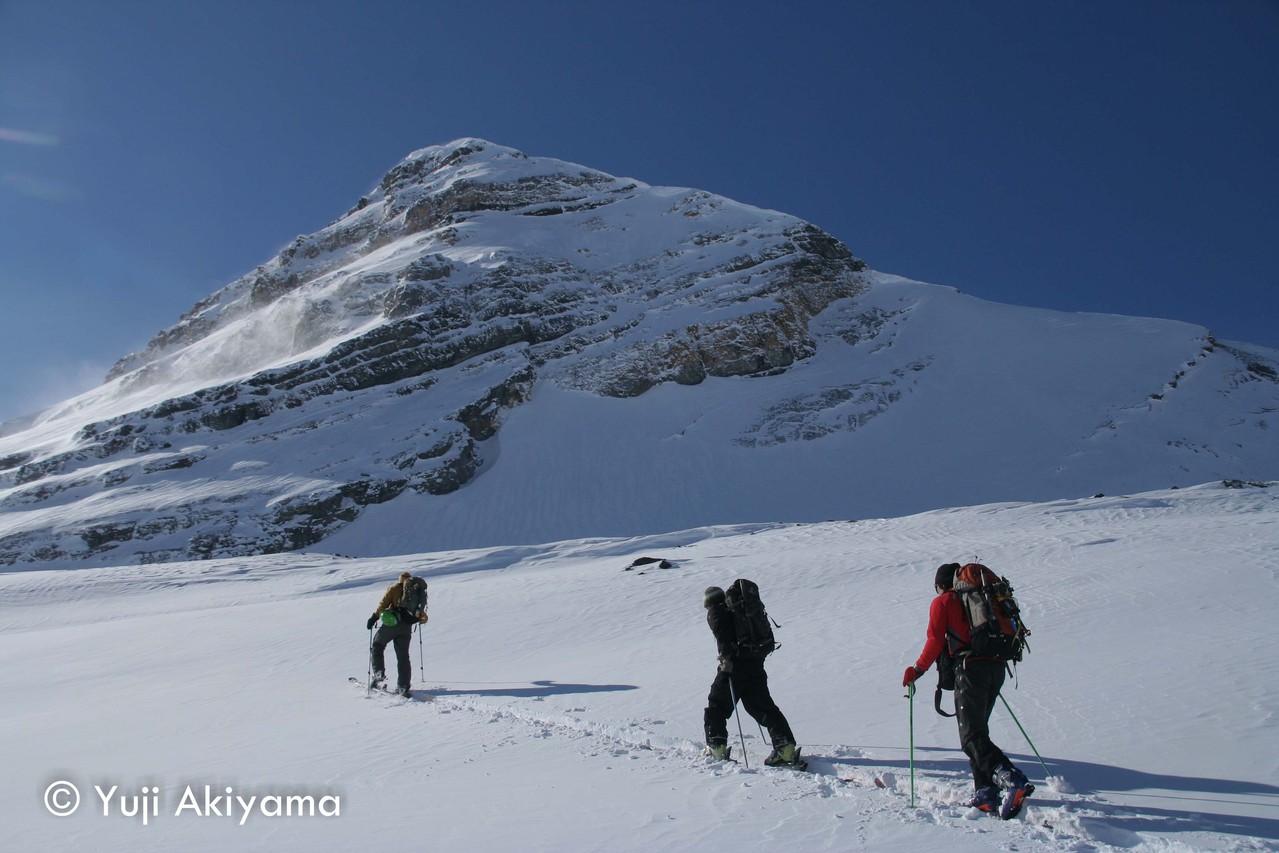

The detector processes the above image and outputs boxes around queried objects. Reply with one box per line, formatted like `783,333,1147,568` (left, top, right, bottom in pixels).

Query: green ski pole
999,693,1051,778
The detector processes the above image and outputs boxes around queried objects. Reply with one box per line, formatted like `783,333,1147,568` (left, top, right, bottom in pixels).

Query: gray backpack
398,576,428,621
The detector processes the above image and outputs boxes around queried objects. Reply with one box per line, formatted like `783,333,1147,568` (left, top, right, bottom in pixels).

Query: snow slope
2,481,1276,851
322,271,1279,554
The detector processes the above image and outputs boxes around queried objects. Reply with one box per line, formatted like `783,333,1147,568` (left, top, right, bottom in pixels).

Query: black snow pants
371,620,414,689
955,657,1012,790
704,657,795,748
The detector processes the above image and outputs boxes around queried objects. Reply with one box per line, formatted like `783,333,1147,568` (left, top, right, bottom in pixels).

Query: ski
834,774,887,788
701,745,807,770
349,676,430,701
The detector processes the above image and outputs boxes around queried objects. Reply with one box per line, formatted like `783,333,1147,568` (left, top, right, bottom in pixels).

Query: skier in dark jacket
702,585,802,767
903,563,1033,819
365,572,428,697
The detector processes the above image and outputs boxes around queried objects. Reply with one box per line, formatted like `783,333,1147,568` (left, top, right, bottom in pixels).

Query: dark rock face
0,139,871,566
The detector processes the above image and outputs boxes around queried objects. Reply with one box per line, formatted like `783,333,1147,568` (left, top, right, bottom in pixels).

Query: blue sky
1,0,1275,423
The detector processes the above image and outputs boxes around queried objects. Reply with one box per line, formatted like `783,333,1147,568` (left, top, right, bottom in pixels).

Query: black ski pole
367,625,375,695
727,676,749,770
418,621,424,682
907,682,916,808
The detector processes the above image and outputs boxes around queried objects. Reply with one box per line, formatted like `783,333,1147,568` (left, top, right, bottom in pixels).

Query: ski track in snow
361,683,1274,853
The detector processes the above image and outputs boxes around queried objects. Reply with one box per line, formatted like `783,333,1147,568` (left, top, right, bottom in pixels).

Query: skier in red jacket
903,563,1034,819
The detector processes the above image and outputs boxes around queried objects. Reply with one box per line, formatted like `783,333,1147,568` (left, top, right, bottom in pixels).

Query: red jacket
914,591,970,673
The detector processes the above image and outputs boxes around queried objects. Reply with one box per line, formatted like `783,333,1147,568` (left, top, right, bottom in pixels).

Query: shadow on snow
828,745,1279,843
428,680,639,699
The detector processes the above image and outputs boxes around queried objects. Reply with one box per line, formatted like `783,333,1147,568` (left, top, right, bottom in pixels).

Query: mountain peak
372,138,615,210
390,137,528,179
0,140,883,566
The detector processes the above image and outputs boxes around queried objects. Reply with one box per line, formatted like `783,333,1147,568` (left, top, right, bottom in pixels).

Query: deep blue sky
1,0,1276,422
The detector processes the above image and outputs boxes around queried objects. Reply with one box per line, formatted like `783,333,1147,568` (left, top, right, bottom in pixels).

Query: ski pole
367,626,375,695
727,677,750,770
418,622,425,682
907,682,916,808
998,693,1051,778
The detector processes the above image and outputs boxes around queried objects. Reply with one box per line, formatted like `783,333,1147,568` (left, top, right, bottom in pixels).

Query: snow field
1,482,1276,851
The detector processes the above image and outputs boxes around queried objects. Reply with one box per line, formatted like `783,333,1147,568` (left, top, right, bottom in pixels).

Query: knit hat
934,563,960,591
400,571,413,581
703,586,726,608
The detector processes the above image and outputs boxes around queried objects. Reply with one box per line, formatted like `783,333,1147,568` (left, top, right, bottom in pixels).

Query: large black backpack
724,578,778,657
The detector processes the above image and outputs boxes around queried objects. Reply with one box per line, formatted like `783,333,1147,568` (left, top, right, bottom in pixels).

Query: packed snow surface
2,481,1276,851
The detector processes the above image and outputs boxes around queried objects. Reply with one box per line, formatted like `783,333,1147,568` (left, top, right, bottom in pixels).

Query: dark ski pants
704,658,795,748
955,658,1012,790
372,621,414,689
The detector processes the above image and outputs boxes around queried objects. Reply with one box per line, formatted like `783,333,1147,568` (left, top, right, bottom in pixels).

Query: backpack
723,578,778,657
951,563,1029,662
398,576,428,621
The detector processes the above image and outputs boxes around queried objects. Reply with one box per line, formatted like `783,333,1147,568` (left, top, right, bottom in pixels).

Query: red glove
902,666,924,687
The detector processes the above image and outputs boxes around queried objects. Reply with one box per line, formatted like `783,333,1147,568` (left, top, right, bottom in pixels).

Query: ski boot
764,742,806,770
702,742,732,761
994,766,1034,820
370,670,386,690
396,685,412,698
967,785,1000,814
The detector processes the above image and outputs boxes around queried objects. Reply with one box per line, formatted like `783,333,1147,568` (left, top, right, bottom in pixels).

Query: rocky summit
0,139,1276,567
0,140,872,565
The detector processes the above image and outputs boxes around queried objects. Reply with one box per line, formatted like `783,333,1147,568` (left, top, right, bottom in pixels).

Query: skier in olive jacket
365,572,428,697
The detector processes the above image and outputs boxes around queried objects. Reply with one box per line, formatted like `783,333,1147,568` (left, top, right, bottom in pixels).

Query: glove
902,665,924,687
366,614,377,630
717,655,733,674
419,613,429,624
